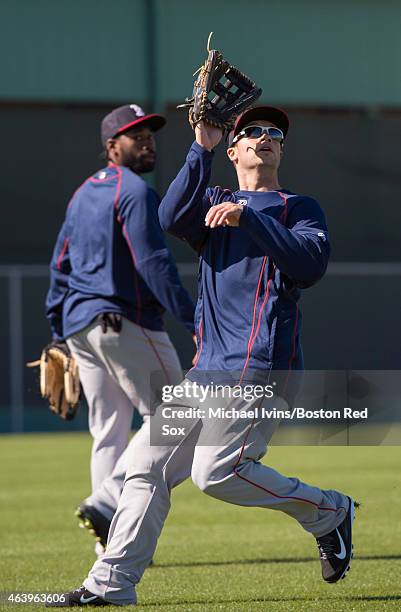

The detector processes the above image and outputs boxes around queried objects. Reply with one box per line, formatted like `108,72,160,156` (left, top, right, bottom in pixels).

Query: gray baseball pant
67,317,182,495
83,382,349,605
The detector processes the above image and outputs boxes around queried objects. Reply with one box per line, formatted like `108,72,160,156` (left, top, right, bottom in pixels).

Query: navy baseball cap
228,106,290,146
101,104,166,147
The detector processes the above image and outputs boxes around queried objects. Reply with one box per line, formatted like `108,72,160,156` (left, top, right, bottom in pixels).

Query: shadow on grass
137,594,401,608
349,596,401,601
138,595,330,608
154,553,401,569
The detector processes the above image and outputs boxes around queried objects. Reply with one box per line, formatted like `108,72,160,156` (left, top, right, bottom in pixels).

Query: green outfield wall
1,0,401,107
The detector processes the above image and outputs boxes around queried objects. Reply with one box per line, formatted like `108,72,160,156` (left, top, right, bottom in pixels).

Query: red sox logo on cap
101,104,166,147
129,104,146,116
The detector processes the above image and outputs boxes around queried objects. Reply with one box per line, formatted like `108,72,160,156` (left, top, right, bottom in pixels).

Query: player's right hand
194,121,223,151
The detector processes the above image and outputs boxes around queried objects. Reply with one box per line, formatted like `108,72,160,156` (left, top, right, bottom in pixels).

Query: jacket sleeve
45,220,71,340
118,184,195,334
239,197,331,288
158,141,214,251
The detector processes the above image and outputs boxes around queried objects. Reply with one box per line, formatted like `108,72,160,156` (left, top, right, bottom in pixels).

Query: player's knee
191,469,208,492
191,458,224,494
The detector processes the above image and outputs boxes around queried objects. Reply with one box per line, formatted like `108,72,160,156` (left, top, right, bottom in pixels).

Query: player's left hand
194,121,223,151
205,202,244,228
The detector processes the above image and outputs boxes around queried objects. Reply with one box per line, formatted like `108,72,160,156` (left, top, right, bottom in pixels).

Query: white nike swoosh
80,594,99,604
334,529,347,560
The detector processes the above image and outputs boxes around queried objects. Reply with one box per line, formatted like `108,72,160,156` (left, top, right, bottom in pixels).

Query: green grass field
1,433,400,611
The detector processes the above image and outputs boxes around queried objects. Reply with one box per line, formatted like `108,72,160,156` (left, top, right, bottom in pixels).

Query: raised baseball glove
178,33,262,132
27,342,80,421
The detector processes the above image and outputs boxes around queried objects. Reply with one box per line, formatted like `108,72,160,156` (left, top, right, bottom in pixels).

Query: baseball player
48,107,355,607
45,104,195,549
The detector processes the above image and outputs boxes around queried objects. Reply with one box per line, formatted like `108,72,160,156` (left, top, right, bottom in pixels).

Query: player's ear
227,146,237,163
106,138,119,161
106,138,119,152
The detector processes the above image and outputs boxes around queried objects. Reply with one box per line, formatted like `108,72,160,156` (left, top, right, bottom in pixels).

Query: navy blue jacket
46,163,195,340
159,142,330,384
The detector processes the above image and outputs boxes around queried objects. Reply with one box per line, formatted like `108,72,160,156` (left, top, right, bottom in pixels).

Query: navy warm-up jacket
159,142,330,384
46,163,195,340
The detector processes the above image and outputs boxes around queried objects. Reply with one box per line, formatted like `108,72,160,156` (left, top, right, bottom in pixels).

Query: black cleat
76,501,154,566
46,586,112,607
316,496,356,583
75,503,110,549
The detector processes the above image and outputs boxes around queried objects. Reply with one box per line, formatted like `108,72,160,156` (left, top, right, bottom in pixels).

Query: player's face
108,126,156,173
227,120,283,172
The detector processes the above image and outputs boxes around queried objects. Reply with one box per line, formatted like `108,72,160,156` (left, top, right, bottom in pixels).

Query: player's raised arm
158,122,222,250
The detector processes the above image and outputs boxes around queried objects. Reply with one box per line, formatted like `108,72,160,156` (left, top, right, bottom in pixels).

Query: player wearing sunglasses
231,124,284,144
157,105,355,585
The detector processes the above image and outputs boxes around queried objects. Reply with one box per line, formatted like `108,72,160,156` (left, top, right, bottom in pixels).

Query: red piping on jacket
239,258,268,384
122,224,142,326
56,238,69,270
246,257,267,355
239,192,289,384
112,165,123,210
111,166,142,326
188,317,203,373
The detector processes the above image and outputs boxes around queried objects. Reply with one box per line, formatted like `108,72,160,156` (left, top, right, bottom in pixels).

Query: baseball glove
178,33,262,132
27,342,80,421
